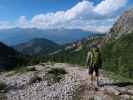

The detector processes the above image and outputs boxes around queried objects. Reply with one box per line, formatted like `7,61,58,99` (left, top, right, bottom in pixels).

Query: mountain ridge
0,42,21,70
14,38,61,56
110,8,133,39
0,28,100,46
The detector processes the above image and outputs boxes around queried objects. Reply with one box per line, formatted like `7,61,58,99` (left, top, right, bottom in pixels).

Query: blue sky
0,0,132,32
0,0,80,21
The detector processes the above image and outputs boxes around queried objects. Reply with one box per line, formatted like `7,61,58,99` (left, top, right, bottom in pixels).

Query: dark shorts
88,65,99,76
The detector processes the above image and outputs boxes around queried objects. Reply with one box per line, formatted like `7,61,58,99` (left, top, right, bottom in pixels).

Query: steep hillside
102,8,133,78
110,8,133,39
0,42,23,70
102,32,133,78
14,38,61,56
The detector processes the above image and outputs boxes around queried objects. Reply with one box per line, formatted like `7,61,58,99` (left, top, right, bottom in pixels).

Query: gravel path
0,63,133,100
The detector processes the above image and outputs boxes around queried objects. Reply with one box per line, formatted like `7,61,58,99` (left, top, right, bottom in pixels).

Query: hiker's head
90,45,99,52
96,39,102,45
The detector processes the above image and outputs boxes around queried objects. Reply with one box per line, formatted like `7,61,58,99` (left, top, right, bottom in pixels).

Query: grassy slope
50,42,88,66
102,33,133,78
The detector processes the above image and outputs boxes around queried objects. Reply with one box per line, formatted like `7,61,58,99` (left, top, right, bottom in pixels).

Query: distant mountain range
14,38,61,56
0,28,100,46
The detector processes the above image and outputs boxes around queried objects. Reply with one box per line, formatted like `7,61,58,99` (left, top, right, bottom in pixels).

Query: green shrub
0,82,8,93
47,67,67,75
29,75,42,85
26,67,37,72
46,67,67,84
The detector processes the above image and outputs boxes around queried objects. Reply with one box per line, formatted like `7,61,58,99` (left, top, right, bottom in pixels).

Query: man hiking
86,45,102,89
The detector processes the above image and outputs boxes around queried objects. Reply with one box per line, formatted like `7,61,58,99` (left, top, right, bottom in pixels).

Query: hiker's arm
86,52,90,66
99,53,103,68
86,55,88,66
86,54,88,64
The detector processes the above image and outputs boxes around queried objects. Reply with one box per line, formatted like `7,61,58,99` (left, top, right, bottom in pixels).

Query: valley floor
0,63,133,100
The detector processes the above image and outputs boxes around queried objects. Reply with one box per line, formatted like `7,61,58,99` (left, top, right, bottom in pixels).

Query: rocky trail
0,63,133,100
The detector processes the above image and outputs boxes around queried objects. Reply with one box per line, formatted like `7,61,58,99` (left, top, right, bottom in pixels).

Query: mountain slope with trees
47,34,105,65
102,32,133,78
14,38,61,56
102,8,133,78
0,42,26,70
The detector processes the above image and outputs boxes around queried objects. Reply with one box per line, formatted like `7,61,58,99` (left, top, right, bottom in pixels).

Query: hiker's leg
91,66,99,91
89,66,94,85
95,67,100,86
90,74,93,85
96,76,99,86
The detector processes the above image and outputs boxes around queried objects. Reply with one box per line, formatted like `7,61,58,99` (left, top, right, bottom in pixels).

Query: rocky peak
110,8,133,39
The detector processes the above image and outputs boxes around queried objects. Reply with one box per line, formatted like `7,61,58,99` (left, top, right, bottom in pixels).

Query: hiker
86,45,102,87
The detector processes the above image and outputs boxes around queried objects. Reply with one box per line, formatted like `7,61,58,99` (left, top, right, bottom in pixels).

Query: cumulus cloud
0,0,128,32
29,0,125,32
94,0,127,15
31,1,94,29
18,16,30,28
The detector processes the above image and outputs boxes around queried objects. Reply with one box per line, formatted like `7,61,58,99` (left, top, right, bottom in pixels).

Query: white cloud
63,18,115,33
0,21,14,29
31,1,95,29
0,0,128,32
18,16,30,28
30,0,122,32
94,0,127,15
